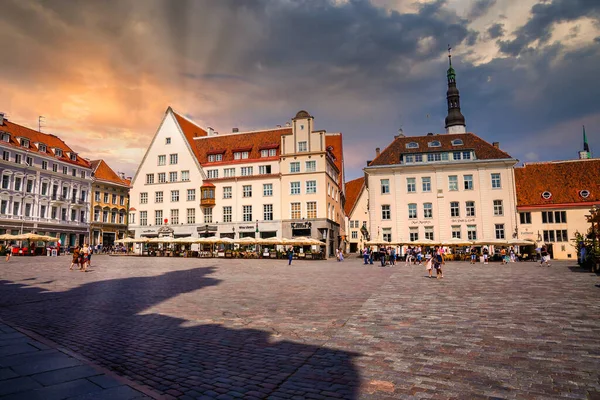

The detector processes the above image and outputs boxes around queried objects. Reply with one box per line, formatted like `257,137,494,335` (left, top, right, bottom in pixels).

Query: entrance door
102,232,116,247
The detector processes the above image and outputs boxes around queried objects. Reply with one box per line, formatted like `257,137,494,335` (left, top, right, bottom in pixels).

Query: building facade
89,160,130,247
128,108,345,256
0,113,93,247
515,159,600,260
344,177,368,253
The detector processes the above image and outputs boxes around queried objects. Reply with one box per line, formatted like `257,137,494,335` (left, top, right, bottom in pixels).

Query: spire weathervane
448,44,452,66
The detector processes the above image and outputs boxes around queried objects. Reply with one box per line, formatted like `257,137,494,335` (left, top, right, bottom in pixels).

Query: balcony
200,184,215,207
51,195,68,202
200,197,215,207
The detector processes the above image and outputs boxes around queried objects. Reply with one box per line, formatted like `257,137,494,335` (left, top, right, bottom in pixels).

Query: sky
0,0,598,181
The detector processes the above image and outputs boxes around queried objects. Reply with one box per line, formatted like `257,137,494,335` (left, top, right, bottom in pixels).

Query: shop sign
238,225,255,231
450,218,476,223
291,222,312,229
410,220,433,225
142,229,157,234
196,225,218,232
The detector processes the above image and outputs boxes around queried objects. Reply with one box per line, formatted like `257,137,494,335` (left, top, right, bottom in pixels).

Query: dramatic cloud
487,23,505,39
468,0,497,20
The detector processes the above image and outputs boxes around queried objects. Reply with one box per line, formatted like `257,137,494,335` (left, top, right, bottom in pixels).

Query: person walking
80,244,90,272
482,246,489,265
500,247,507,264
470,247,477,265
338,248,344,262
540,245,551,267
391,247,396,266
425,250,433,278
379,246,386,267
70,245,80,270
363,247,369,265
287,247,294,266
5,244,13,262
434,246,444,279
509,246,516,263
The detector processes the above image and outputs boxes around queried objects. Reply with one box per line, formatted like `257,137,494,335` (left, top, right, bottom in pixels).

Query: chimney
207,127,215,136
394,128,405,139
0,112,4,125
366,160,372,166
232,128,239,133
118,172,125,179
375,147,381,157
492,142,499,148
127,176,132,181
285,122,291,127
276,125,282,128
427,132,434,136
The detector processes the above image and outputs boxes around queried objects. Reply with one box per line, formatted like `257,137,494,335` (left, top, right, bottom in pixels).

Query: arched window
428,140,441,148
406,142,419,149
451,139,463,146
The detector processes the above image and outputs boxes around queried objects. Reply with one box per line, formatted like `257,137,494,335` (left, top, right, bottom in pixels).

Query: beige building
344,177,368,253
515,159,600,260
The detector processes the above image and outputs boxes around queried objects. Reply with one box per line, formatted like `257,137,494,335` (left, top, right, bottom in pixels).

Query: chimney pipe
232,128,239,133
276,125,282,128
285,122,291,127
492,142,499,148
207,127,215,136
375,147,381,157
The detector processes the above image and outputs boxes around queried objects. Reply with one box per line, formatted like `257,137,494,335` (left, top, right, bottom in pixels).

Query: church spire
445,45,466,134
579,125,591,159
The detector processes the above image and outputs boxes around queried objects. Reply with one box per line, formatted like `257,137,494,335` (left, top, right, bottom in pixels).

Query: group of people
69,244,93,272
361,246,397,266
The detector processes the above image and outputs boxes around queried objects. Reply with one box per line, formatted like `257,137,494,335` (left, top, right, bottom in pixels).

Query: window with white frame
423,203,433,218
263,183,273,197
158,155,166,165
224,168,235,177
306,161,316,172
140,211,147,226
382,228,392,243
165,137,171,144
223,186,232,199
140,192,148,204
520,212,532,224
158,173,166,183
263,204,273,221
450,201,460,217
241,167,253,176
120,195,125,206
187,189,195,201
495,224,505,239
208,154,223,162
146,174,154,184
422,177,431,192
491,173,501,188
466,201,476,217
351,231,358,239
258,165,272,175
298,141,307,152
415,154,423,162
452,225,461,239
291,202,301,219
204,207,212,223
207,169,218,179
407,178,416,193
41,182,48,196
55,148,63,157
181,170,190,181
409,228,418,241
467,225,477,240
493,200,503,216
223,206,232,222
129,212,135,224
408,203,417,219
307,201,317,218
427,153,442,162
464,174,473,190
155,191,163,203
111,194,117,204
243,185,252,198
171,209,179,224
155,210,163,225
187,208,195,224
1,133,9,142
62,166,68,174
169,171,177,182
290,182,300,195
306,180,316,194
425,226,434,240
381,204,391,220
169,154,178,164
290,162,300,173
171,190,179,202
381,179,390,194
242,205,252,221
52,163,58,172
2,151,9,161
448,175,458,191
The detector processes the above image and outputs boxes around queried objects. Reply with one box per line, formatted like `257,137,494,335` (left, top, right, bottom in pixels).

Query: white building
0,113,93,248
129,108,345,256
344,177,368,253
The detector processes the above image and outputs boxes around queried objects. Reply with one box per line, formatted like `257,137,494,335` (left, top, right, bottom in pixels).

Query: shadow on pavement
0,267,360,399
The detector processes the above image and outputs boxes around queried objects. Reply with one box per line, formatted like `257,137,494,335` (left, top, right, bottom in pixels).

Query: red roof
515,159,600,208
344,177,364,216
172,109,207,163
325,133,344,187
0,119,91,168
368,133,513,166
90,159,130,187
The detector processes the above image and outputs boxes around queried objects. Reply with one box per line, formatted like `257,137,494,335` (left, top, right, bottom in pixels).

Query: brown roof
171,109,208,163
91,159,130,187
515,159,600,208
0,119,91,168
344,177,364,216
194,128,291,165
325,133,344,187
368,133,513,166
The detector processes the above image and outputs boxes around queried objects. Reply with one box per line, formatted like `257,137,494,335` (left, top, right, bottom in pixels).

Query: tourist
425,250,433,278
434,246,444,279
368,247,374,264
540,245,551,267
287,247,294,266
5,243,13,262
391,247,396,266
363,247,369,265
70,245,80,270
88,244,93,267
482,246,489,265
500,247,507,264
509,247,516,263
338,248,344,262
80,244,90,272
379,246,386,267
470,246,478,264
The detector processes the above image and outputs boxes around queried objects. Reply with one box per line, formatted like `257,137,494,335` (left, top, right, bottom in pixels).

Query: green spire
583,125,590,152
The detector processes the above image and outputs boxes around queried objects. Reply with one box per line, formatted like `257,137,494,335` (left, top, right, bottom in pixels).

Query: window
290,162,300,173
462,151,471,160
80,171,86,179
14,177,22,191
103,192,109,203
290,182,300,195
243,185,252,198
269,148,276,157
118,211,124,224
1,175,8,190
263,184,273,197
306,161,316,172
158,155,166,165
140,211,148,226
208,154,223,162
129,212,135,224
543,230,555,242
452,225,461,239
263,204,273,221
241,167,253,176
260,149,268,158
26,180,33,193
0,133,8,142
242,205,252,222
493,200,503,216
414,154,423,162
24,203,32,217
425,226,434,240
181,171,190,181
290,202,301,219
41,182,48,196
422,177,431,192
298,141,307,152
169,154,178,164
169,172,178,182
491,173,501,188
62,166,68,175
187,208,195,224
2,151,9,161
140,192,148,204
62,186,69,199
466,201,475,217
381,205,391,220
223,186,232,199
556,229,568,242
450,201,460,217
112,194,117,204
408,203,417,219
495,224,505,239
171,190,179,202
307,201,317,219
382,228,392,243
427,153,442,162
406,142,419,149
381,179,390,194
155,191,163,203
306,180,316,194
55,148,63,157
224,168,235,177
165,137,171,145
223,206,232,222
404,154,414,163
423,203,433,218
351,231,358,239
207,169,218,179
94,191,100,202
467,225,477,240
120,195,125,206
464,175,473,190
26,156,33,167
155,210,163,225
146,174,154,184
40,205,46,218
158,173,166,183
204,207,212,223
520,212,531,224
453,151,461,160
51,206,57,219
428,140,441,147
52,163,57,172
409,228,418,242
554,211,567,223
448,176,458,191
407,178,416,193
12,202,19,216
451,139,463,146
187,189,195,201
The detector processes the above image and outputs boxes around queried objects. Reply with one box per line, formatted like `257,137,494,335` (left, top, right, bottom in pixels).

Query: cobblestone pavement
0,255,599,399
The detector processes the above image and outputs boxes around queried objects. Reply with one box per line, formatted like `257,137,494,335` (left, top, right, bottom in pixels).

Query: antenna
38,116,45,132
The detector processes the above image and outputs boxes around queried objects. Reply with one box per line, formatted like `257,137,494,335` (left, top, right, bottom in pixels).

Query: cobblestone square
0,255,598,399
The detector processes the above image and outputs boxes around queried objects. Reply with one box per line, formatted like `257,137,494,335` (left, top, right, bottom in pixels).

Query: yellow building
89,160,130,248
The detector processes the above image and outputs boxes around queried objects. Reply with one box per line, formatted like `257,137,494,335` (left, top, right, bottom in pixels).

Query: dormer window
428,140,441,147
233,151,249,160
208,154,223,162
1,132,9,143
54,148,63,157
579,190,590,199
20,138,29,148
451,139,464,146
69,152,77,161
541,191,552,200
406,142,419,149
38,143,47,153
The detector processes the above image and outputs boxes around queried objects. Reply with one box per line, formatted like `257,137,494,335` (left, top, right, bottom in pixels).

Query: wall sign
450,218,476,223
410,220,433,225
291,222,312,229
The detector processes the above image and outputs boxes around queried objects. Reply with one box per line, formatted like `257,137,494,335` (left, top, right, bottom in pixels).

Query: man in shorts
540,245,551,267
470,247,477,264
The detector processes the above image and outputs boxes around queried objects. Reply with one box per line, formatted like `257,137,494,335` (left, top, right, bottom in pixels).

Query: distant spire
583,125,590,152
579,125,591,159
444,45,466,134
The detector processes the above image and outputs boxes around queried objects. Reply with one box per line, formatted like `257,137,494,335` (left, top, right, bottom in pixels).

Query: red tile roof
515,159,600,208
90,159,130,187
326,133,344,187
0,119,91,168
194,128,292,165
368,133,513,166
344,177,364,216
171,109,208,163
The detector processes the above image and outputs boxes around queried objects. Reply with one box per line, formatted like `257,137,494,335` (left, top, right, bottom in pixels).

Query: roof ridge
194,127,291,139
171,109,205,131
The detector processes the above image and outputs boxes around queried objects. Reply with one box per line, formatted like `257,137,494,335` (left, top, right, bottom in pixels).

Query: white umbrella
474,238,507,246
215,237,235,244
171,236,196,243
236,236,258,245
440,238,473,246
506,238,536,246
409,238,440,246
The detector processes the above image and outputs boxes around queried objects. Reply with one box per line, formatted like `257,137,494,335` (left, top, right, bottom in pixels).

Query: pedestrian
5,243,13,262
425,250,433,278
287,246,294,266
540,245,551,267
81,244,90,272
500,247,507,264
470,246,477,264
335,248,340,261
70,245,80,270
482,246,489,265
405,247,413,266
88,244,93,267
391,247,396,266
434,246,444,279
379,246,386,267
509,246,516,263
369,247,374,264
338,248,344,262
363,247,369,265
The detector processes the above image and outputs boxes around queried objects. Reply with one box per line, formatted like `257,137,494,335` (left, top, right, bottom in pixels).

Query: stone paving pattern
0,255,599,399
